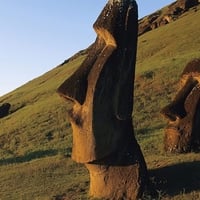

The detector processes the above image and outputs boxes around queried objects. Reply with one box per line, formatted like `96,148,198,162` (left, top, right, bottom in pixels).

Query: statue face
57,0,138,163
161,59,200,152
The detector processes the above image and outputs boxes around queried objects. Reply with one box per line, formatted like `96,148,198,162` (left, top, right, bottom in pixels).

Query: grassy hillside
0,3,200,200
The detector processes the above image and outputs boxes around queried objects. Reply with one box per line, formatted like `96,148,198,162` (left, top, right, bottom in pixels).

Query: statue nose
161,103,186,121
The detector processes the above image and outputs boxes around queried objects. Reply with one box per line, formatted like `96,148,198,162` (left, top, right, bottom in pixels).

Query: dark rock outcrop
57,0,149,199
138,0,199,36
0,103,11,118
161,58,200,153
175,0,199,10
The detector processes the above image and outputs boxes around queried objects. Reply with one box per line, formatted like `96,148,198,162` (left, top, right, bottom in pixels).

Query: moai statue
161,58,200,153
57,0,149,199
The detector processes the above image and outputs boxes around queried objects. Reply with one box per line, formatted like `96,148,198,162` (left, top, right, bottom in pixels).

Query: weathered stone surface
0,103,11,118
57,0,149,199
161,58,200,153
175,0,199,10
138,0,199,36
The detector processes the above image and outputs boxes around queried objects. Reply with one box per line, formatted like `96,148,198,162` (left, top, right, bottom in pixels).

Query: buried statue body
161,58,200,153
57,0,149,199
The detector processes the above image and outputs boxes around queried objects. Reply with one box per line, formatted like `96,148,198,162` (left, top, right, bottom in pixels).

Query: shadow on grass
136,124,164,136
0,149,58,166
149,161,200,197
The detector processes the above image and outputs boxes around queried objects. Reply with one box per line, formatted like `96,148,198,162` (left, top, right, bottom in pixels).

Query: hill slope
0,2,200,200
138,0,199,35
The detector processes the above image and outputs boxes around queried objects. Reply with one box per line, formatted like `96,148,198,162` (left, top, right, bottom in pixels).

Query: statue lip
165,125,181,134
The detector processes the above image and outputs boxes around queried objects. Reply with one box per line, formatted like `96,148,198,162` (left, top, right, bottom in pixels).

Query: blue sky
0,0,175,96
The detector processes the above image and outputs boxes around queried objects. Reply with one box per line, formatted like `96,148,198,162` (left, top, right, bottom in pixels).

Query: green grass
0,55,86,159
0,156,89,200
0,4,200,200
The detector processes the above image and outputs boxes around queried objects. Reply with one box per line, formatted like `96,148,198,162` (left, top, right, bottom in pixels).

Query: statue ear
113,4,138,120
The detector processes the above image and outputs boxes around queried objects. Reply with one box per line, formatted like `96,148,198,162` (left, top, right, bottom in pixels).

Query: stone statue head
57,2,150,198
161,58,200,152
57,0,138,163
